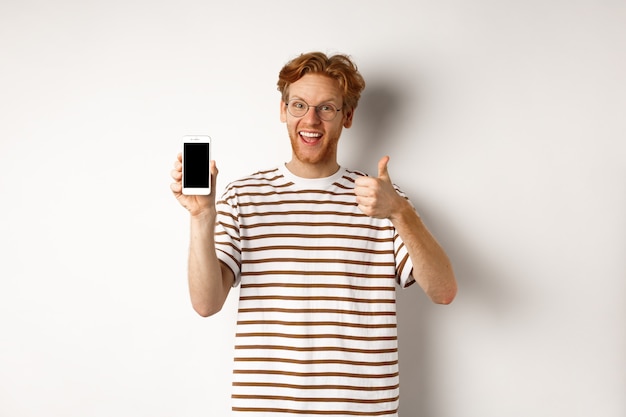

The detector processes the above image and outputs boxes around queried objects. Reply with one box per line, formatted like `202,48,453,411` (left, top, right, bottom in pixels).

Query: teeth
300,131,321,138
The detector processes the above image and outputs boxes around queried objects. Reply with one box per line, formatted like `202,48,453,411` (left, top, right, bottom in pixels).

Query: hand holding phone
182,135,211,195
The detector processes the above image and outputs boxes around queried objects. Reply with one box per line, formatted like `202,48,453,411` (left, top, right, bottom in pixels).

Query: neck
285,160,340,179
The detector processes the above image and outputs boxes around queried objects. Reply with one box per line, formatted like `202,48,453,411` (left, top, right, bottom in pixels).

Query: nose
302,106,322,123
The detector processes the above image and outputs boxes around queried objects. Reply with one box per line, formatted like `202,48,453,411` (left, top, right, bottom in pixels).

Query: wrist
190,208,217,225
390,198,418,224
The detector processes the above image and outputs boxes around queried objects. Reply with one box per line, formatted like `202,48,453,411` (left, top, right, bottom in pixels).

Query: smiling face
280,73,354,178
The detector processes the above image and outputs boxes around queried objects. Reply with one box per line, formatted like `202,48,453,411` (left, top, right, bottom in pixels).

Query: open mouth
299,131,322,144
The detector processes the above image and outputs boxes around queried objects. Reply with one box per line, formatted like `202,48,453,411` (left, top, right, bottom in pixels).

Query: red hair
277,52,366,113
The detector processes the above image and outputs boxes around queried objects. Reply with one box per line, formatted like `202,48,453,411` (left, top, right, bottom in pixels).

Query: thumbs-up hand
354,156,404,219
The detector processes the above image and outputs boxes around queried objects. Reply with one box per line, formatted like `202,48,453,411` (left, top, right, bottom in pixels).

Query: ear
280,100,287,123
343,108,354,128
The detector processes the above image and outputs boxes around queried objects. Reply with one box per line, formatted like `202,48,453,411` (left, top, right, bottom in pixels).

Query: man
170,52,457,416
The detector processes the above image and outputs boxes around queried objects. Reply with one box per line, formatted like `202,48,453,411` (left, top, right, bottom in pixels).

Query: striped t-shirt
215,164,415,416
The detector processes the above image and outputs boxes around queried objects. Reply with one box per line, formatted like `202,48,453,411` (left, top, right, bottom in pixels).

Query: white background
1,1,624,416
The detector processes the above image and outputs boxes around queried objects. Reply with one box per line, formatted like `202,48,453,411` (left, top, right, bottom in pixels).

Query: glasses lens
287,100,307,117
317,104,338,121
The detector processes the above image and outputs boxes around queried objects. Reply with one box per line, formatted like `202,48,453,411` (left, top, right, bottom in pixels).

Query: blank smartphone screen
183,143,210,188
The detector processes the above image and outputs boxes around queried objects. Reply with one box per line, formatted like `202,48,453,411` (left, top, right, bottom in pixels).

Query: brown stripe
229,187,357,198
239,210,367,218
235,188,355,197
243,245,393,255
238,307,396,317
234,178,292,187
234,344,397,354
233,381,400,391
241,221,393,231
231,407,398,416
239,295,395,304
232,394,399,404
397,253,410,279
234,357,398,367
233,369,399,379
241,282,395,292
242,233,393,243
238,199,358,208
236,320,396,329
241,271,396,279
215,229,240,241
237,188,354,197
242,258,395,268
215,249,240,268
215,240,241,253
235,332,397,342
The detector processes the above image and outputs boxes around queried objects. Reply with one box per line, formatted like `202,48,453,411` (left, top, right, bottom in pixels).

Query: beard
287,128,340,167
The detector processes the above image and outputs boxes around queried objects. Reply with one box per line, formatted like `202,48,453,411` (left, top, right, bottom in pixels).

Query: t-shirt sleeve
215,192,242,287
393,185,416,289
394,233,416,288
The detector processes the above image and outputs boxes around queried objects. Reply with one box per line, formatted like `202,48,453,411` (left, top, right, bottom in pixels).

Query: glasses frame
285,99,343,121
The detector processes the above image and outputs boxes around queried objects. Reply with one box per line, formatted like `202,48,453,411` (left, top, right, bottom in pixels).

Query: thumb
210,160,219,192
377,156,391,181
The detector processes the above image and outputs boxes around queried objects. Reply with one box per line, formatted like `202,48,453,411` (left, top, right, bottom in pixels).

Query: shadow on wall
395,209,519,416
354,77,518,416
351,78,436,416
345,78,410,174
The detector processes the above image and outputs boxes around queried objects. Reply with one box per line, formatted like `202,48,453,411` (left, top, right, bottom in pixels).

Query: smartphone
182,135,211,195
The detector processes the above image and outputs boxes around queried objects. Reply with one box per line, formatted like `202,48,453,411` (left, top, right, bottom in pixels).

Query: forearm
188,211,232,316
391,200,457,304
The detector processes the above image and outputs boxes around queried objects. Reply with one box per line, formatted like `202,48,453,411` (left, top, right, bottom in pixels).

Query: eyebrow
289,96,342,105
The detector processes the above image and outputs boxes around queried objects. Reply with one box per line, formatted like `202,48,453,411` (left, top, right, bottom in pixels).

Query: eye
319,104,336,113
291,100,306,110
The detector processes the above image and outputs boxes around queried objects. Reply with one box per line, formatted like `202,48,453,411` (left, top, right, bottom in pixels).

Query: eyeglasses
285,99,343,121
